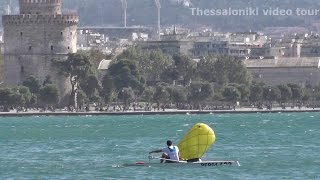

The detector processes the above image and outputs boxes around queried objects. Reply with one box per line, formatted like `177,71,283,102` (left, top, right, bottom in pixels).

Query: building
244,57,320,87
78,26,153,40
77,30,107,52
2,0,78,101
192,32,269,58
300,35,320,57
137,40,193,56
193,41,229,58
136,29,193,56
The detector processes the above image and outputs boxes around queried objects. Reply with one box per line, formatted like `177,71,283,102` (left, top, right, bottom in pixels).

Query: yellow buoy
178,123,216,160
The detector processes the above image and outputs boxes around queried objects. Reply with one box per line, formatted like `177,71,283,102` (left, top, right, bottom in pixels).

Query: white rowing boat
122,123,240,168
123,160,240,167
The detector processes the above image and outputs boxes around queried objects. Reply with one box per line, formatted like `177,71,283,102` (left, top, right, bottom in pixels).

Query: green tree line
1,48,319,111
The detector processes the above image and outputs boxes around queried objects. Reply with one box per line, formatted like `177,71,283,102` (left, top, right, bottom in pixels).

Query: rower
149,140,180,163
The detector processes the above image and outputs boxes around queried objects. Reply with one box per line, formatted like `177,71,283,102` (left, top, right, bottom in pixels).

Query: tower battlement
19,0,62,15
19,0,61,4
2,14,78,25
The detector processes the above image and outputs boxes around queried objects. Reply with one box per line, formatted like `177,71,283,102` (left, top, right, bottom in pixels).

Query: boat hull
123,161,240,167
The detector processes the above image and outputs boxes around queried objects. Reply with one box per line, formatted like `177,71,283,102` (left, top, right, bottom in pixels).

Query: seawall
1,108,320,117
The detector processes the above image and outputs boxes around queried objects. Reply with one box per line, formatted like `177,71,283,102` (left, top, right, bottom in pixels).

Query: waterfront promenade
1,107,320,117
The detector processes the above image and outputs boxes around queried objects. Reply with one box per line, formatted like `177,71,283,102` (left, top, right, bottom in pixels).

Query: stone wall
2,15,78,55
3,14,78,80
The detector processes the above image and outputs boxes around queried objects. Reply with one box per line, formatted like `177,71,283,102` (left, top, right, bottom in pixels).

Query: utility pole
154,0,161,40
121,0,127,27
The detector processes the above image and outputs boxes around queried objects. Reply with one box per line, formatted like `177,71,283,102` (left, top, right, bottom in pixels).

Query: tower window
29,46,32,51
21,66,24,73
61,32,63,35
51,46,54,50
20,32,23,36
68,46,70,50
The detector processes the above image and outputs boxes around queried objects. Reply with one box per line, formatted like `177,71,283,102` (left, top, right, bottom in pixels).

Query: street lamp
268,88,272,110
155,0,161,40
233,88,236,110
121,0,127,27
122,89,125,111
312,88,315,109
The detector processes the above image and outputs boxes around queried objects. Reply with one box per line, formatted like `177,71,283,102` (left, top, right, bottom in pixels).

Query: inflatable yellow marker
178,123,216,161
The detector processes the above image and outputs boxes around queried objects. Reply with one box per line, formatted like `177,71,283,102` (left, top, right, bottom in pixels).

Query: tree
196,57,216,82
146,50,173,82
116,48,173,84
249,83,264,104
141,87,155,104
160,67,179,84
153,83,170,109
23,76,41,94
263,86,281,108
76,89,88,110
0,87,27,108
211,55,251,87
167,86,187,108
172,54,196,86
52,53,92,107
101,73,115,104
14,86,32,107
29,94,38,107
43,75,53,86
228,83,250,102
116,47,147,63
107,59,145,93
302,91,310,105
0,88,13,106
8,90,22,108
39,85,60,106
80,74,100,101
119,87,136,110
86,49,109,70
187,82,213,108
277,85,292,106
223,86,241,105
287,83,303,106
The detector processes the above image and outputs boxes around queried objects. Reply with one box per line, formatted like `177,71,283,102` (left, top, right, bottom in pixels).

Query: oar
148,155,187,163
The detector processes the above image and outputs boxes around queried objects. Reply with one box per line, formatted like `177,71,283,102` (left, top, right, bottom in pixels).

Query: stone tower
2,0,78,103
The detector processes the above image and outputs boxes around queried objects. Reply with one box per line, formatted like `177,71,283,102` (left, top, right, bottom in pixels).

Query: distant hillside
1,0,320,31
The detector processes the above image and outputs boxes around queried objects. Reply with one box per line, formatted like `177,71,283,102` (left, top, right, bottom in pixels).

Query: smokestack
155,0,161,40
121,0,127,27
7,0,11,15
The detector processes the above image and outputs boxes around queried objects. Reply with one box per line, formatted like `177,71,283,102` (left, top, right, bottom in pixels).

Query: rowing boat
123,160,240,167
122,123,240,168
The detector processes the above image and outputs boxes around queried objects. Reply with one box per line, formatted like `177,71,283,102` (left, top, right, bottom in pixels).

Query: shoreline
0,108,320,117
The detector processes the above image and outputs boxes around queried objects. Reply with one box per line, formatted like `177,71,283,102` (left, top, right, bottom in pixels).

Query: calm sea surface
0,113,319,180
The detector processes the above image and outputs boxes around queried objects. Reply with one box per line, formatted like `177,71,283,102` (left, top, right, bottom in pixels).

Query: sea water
0,113,319,179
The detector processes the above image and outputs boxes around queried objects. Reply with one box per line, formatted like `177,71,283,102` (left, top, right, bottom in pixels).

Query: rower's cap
167,140,173,146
